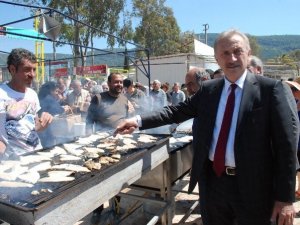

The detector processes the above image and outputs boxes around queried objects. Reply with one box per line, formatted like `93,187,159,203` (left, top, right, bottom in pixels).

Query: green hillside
1,34,300,65
44,51,126,68
257,35,300,59
203,33,300,60
0,49,126,68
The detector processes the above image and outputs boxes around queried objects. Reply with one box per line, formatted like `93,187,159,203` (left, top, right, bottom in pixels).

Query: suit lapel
208,79,224,120
204,79,225,147
236,72,259,137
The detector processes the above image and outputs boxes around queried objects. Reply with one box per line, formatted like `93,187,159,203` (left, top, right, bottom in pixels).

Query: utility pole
203,24,209,45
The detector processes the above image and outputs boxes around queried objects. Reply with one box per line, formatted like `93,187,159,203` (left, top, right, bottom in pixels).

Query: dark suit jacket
140,72,299,213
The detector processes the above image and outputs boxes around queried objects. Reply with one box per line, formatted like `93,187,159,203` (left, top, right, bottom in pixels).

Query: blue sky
165,0,300,36
0,0,299,53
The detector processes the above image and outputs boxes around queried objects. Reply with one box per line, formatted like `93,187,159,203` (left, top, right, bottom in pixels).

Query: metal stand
118,158,173,225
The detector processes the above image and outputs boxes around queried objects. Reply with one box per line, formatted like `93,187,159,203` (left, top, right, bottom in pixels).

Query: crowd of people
0,28,300,225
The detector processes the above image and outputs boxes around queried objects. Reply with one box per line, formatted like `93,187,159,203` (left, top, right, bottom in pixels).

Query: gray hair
195,69,210,83
214,29,251,52
90,85,103,94
249,55,263,68
188,67,210,85
248,55,264,75
72,79,82,86
153,80,161,85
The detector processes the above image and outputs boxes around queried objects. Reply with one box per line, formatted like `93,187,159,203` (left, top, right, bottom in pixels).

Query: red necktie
213,83,237,177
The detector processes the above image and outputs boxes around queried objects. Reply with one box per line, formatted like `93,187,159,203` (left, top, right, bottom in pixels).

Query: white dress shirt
209,70,247,167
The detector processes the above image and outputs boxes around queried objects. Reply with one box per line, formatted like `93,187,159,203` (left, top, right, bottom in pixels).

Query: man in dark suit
114,29,299,225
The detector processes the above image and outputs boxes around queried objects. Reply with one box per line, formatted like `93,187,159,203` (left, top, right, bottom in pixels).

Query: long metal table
0,137,170,225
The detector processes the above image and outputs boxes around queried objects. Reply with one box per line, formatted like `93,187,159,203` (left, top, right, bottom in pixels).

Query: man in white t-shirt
0,48,53,157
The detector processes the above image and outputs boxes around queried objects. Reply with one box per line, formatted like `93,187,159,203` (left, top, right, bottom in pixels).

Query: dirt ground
72,174,300,225
3,173,299,225
73,174,201,225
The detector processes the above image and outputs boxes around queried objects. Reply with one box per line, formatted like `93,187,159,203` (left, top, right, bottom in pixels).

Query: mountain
1,35,300,66
42,49,127,68
0,49,127,68
201,33,300,60
257,35,300,59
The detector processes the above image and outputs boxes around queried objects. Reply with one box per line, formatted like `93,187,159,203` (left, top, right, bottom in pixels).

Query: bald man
185,67,210,96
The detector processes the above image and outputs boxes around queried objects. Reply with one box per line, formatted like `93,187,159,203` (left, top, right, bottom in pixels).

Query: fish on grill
49,146,67,156
0,165,28,181
38,176,75,183
0,160,20,173
84,160,101,170
51,164,90,172
83,152,99,159
62,144,84,156
83,147,105,155
59,154,83,162
116,143,136,152
96,143,115,149
29,161,52,172
0,181,33,188
19,155,51,165
111,154,121,160
122,138,137,145
137,134,158,143
100,156,119,163
18,171,40,184
76,134,102,145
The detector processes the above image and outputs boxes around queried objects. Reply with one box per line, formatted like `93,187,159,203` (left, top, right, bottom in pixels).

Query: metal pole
146,48,151,91
203,24,209,45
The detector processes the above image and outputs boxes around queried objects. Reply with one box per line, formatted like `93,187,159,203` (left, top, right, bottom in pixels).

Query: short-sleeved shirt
0,83,42,156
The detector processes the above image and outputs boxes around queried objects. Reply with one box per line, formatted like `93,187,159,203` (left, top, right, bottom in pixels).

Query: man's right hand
114,117,139,135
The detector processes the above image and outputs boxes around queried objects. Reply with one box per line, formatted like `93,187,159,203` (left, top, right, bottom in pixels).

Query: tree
279,53,299,76
15,0,125,67
117,8,134,70
178,31,196,53
289,50,300,61
132,0,181,57
248,35,260,56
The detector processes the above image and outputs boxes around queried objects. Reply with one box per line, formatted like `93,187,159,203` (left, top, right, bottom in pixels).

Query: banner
53,68,68,77
75,65,107,75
